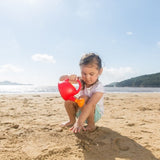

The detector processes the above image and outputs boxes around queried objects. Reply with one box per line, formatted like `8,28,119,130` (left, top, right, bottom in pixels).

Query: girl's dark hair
79,53,102,69
79,53,102,89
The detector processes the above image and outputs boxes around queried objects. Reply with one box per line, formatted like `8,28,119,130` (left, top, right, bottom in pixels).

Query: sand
0,93,160,160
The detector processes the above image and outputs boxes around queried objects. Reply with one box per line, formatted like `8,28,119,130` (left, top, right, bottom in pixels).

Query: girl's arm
71,92,103,133
78,92,103,124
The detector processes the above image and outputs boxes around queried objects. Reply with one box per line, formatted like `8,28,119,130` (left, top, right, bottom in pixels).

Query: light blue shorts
76,105,102,123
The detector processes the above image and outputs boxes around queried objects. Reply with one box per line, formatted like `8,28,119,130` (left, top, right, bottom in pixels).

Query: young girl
59,53,104,133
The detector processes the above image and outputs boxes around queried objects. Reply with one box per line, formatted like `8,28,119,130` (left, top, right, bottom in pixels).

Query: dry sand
0,93,160,160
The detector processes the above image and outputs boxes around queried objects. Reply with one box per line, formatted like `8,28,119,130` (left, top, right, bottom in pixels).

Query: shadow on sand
75,127,159,160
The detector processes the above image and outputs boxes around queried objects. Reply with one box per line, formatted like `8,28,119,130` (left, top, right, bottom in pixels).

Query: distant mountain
0,81,32,85
105,82,117,87
105,72,160,87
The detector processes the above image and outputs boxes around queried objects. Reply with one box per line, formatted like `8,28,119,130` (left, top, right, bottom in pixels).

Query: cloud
32,54,56,64
0,64,24,73
101,67,135,84
126,32,133,36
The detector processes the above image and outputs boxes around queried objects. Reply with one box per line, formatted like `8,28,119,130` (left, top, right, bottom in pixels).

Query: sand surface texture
0,93,160,160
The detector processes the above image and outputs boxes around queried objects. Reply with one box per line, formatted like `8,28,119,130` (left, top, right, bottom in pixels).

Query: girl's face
80,65,103,87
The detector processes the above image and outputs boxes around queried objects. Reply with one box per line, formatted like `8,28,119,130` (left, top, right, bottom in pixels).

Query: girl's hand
59,74,79,83
68,74,79,84
70,122,86,133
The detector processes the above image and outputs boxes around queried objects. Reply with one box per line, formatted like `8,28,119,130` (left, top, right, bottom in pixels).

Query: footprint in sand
11,124,19,129
115,138,130,151
126,123,135,127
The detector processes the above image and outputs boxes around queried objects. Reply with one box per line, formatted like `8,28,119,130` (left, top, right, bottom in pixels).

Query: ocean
0,85,160,94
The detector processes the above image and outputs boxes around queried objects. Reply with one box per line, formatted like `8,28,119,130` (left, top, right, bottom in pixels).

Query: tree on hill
105,72,160,87
116,72,160,87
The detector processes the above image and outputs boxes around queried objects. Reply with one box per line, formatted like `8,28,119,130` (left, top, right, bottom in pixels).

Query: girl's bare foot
85,125,97,132
60,121,75,128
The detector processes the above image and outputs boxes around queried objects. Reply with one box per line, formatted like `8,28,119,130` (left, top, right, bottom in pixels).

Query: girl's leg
61,100,78,127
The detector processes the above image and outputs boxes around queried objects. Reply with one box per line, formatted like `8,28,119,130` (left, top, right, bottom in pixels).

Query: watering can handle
76,79,82,93
65,79,82,94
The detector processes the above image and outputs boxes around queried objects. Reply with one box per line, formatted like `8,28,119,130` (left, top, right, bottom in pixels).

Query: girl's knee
65,100,78,110
65,100,75,106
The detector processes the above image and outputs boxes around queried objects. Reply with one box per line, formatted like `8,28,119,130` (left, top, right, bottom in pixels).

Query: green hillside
106,72,160,87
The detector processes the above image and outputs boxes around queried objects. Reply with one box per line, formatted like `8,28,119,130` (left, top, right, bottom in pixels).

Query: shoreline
1,91,160,96
0,85,160,95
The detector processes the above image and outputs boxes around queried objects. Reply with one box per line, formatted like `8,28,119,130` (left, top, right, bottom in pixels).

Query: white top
79,81,104,115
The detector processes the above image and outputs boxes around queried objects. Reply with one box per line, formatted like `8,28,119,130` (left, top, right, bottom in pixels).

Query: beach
0,93,160,160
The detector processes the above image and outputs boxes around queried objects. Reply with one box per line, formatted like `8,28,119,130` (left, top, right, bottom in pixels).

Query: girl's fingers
70,127,73,130
82,126,86,131
78,127,81,133
70,125,86,133
69,75,78,82
71,127,80,133
70,126,77,133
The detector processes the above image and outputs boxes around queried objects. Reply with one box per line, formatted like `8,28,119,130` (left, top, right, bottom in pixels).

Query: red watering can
58,79,85,107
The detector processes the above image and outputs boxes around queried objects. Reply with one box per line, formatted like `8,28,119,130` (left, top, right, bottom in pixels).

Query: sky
0,0,160,86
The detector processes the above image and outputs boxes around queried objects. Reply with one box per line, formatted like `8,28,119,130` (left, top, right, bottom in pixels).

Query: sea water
0,85,160,94
0,85,58,94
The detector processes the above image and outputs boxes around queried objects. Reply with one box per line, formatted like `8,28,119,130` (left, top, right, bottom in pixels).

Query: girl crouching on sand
59,53,104,133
